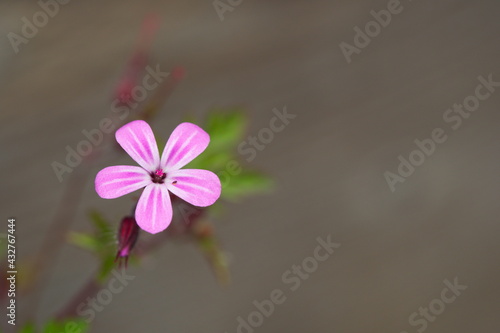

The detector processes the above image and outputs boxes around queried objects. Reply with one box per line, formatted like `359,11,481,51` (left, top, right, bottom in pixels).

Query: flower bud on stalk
116,216,140,267
114,14,160,104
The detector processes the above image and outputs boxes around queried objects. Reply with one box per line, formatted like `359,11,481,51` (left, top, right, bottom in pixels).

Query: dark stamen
151,169,167,184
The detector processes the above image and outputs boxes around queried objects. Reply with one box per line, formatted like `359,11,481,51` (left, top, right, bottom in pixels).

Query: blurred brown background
1,0,500,332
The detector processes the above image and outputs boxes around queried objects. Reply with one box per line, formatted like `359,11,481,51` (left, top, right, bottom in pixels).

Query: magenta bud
116,79,134,103
115,216,140,267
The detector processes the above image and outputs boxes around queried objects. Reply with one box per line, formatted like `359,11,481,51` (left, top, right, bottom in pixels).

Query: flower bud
115,216,140,267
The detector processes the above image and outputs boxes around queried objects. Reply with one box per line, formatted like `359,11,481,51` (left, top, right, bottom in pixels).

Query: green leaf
67,232,101,252
185,109,247,171
20,322,35,333
42,320,57,333
184,109,274,200
69,211,116,256
205,109,247,151
221,170,273,200
193,223,230,285
97,254,117,282
68,211,119,281
89,211,114,243
43,318,89,333
185,109,247,166
186,151,233,171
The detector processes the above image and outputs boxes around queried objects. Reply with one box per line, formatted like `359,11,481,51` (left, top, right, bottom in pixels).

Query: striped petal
135,183,172,234
116,120,160,171
161,122,209,172
95,165,150,199
166,169,221,207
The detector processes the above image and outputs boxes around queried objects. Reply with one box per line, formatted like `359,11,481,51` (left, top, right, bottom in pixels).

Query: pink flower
95,120,221,234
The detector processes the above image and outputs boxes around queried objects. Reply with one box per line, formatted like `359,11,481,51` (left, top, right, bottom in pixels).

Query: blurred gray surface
1,0,500,332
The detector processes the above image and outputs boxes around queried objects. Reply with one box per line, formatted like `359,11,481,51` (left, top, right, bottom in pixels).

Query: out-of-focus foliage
42,319,88,333
20,319,88,333
67,211,117,282
20,322,36,333
186,108,273,201
191,221,230,285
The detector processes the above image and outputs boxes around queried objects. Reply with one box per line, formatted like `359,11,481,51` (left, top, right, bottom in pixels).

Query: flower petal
116,120,160,171
135,184,172,234
95,165,150,199
166,169,221,207
161,122,210,171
